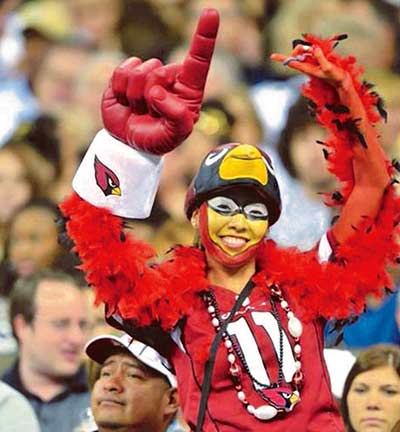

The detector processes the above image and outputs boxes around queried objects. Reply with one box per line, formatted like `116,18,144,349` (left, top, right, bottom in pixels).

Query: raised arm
271,37,390,244
268,35,400,320
59,9,219,330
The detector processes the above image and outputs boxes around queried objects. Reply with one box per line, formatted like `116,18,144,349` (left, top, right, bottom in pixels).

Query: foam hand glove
101,8,219,155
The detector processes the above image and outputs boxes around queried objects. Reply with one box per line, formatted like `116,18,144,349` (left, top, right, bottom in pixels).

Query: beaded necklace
203,284,304,421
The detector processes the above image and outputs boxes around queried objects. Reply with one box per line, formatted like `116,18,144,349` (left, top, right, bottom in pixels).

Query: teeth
221,236,247,247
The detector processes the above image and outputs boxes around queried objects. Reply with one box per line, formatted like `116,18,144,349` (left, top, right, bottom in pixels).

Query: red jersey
171,284,344,432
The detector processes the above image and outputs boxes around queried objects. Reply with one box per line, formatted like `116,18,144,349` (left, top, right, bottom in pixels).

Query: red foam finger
144,64,181,98
178,8,219,90
111,57,142,98
148,86,189,121
126,58,163,106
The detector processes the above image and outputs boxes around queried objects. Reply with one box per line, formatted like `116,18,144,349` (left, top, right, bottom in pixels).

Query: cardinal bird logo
259,386,300,412
94,156,121,197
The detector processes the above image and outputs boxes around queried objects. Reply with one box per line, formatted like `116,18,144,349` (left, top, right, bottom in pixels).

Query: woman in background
341,344,400,432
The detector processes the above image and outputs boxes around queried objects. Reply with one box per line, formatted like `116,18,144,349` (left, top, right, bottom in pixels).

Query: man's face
20,280,91,378
33,47,88,114
91,352,174,431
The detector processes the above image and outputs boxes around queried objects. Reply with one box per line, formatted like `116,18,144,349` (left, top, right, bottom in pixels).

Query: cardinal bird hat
185,143,282,226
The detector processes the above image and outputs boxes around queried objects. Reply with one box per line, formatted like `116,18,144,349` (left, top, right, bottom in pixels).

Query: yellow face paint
219,145,268,186
207,206,269,257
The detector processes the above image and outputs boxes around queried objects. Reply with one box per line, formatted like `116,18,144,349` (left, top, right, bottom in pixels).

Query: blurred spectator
0,0,71,145
68,0,123,51
73,51,125,136
84,333,182,432
222,87,264,146
0,381,40,431
32,42,90,117
120,0,181,61
2,270,91,432
0,0,24,79
7,198,62,277
268,96,333,250
0,198,82,296
6,115,62,196
0,144,38,260
276,97,335,199
18,0,72,42
341,344,400,432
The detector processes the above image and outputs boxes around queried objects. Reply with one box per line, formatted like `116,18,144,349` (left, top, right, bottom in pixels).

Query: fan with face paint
184,143,281,267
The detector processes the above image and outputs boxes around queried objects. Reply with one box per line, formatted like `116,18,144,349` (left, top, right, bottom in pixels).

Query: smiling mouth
220,236,248,249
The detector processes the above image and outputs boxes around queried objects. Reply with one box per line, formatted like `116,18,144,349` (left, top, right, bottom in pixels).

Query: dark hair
9,269,81,341
87,346,170,391
0,143,40,199
0,198,84,296
6,114,62,181
370,0,400,74
341,344,400,432
276,95,316,180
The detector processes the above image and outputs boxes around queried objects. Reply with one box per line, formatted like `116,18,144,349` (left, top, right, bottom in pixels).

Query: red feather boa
60,35,400,337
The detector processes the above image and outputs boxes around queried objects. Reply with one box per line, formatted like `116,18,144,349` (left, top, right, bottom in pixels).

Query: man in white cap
85,333,182,432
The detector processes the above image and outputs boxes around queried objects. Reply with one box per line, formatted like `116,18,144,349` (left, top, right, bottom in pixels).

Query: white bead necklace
204,284,304,421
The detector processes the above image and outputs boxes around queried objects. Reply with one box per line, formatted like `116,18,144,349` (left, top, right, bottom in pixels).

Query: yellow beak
111,187,121,196
219,144,268,185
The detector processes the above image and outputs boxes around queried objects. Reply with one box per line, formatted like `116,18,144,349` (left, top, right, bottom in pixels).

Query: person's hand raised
270,36,350,88
101,8,219,155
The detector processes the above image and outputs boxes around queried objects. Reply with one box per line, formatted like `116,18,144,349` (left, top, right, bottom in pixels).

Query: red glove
101,8,219,155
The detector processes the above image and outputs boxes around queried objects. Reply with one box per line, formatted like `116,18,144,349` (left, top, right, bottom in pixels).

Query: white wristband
72,129,163,219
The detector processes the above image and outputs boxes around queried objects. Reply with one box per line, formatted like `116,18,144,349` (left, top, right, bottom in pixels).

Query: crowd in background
0,0,400,431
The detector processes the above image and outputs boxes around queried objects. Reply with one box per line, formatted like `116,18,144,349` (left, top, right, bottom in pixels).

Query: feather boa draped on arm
59,193,208,331
253,34,400,322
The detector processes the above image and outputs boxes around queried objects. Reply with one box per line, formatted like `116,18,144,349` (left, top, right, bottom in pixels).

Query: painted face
347,365,400,432
197,189,269,267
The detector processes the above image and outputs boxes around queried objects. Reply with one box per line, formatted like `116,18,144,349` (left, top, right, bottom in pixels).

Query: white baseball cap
85,333,177,388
